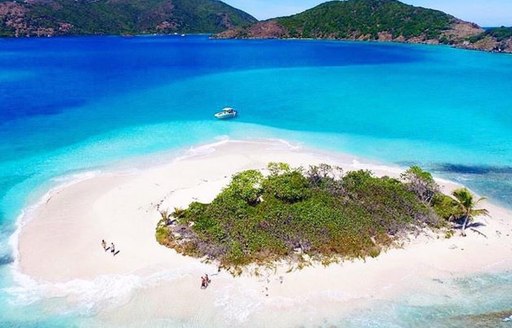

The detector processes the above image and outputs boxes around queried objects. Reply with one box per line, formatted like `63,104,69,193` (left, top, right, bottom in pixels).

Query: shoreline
211,35,512,55
10,138,512,325
4,33,511,55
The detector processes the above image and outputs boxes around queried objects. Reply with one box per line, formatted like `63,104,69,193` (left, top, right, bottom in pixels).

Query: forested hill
0,0,257,37
216,0,484,46
464,27,512,53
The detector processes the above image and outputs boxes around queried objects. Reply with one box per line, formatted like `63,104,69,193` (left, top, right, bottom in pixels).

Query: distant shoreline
2,33,510,55
211,34,512,54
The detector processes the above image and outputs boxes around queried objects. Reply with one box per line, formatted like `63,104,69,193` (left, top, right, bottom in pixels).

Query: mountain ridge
215,0,511,53
0,0,257,37
1,0,511,54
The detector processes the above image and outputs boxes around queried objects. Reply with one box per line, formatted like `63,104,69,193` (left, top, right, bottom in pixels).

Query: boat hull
214,111,237,119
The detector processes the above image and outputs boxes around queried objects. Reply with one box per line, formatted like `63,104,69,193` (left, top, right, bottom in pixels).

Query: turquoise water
0,35,511,326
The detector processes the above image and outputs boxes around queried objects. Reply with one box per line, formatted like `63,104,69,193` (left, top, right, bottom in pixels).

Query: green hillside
465,26,512,52
277,0,453,39
0,0,257,37
216,0,483,45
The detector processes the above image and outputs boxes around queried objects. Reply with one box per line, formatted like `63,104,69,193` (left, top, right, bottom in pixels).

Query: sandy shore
13,139,512,326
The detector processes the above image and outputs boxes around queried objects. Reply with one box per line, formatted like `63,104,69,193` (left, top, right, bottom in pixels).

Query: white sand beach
13,139,512,327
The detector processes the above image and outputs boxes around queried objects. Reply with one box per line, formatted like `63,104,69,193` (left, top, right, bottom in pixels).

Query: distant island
156,163,487,273
0,0,256,37
215,0,512,54
1,0,510,53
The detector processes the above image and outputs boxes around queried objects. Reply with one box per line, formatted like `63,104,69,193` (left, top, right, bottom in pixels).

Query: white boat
214,107,237,119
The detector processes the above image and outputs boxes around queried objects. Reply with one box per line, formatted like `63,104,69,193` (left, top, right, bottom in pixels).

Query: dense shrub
158,163,454,269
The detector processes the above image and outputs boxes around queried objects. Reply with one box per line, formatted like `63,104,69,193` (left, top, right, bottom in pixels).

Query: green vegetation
216,0,496,50
486,27,512,41
156,163,487,271
451,188,489,236
0,0,256,37
274,0,454,40
469,26,512,43
400,165,438,204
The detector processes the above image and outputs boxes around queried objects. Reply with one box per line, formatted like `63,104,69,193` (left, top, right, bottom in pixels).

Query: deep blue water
0,35,511,326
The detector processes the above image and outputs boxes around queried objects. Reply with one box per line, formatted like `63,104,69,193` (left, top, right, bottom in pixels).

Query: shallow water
1,35,511,326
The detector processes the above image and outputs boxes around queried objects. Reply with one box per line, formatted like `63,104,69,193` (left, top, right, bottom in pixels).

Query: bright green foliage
275,0,453,40
0,0,256,37
400,165,439,204
451,187,489,236
452,188,488,217
432,193,458,221
155,225,169,245
401,165,435,185
486,27,512,41
264,168,310,203
159,163,450,269
267,162,292,176
225,170,263,204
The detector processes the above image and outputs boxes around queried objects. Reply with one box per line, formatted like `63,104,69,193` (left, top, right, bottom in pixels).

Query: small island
16,139,510,326
157,162,487,273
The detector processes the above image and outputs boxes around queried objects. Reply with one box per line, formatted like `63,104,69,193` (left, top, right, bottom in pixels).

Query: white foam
214,285,262,323
169,138,302,164
4,264,197,316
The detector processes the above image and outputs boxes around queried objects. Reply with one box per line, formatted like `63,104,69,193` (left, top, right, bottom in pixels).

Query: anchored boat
214,107,237,119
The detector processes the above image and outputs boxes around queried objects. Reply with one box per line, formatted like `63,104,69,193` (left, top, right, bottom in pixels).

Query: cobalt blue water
0,35,511,326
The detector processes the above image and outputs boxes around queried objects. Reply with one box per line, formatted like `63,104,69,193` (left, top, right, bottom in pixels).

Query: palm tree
451,188,489,236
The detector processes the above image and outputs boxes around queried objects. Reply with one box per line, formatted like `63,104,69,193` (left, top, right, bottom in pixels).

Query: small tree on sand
400,165,439,204
451,188,489,236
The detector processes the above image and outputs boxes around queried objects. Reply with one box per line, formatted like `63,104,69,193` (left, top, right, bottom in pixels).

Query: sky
226,0,512,27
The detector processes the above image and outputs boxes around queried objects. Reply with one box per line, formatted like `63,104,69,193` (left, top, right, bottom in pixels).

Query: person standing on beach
205,274,210,285
111,242,115,255
101,239,107,251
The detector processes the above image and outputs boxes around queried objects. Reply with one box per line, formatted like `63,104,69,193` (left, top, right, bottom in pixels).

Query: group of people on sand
101,239,118,256
201,274,211,289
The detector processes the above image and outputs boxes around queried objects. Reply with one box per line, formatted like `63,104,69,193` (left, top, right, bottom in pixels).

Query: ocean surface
0,35,511,327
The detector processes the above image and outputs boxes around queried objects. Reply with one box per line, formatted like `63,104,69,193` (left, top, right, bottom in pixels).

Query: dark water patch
0,254,13,266
0,94,86,122
446,310,512,328
435,163,512,175
396,161,417,168
0,224,15,267
445,173,512,209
